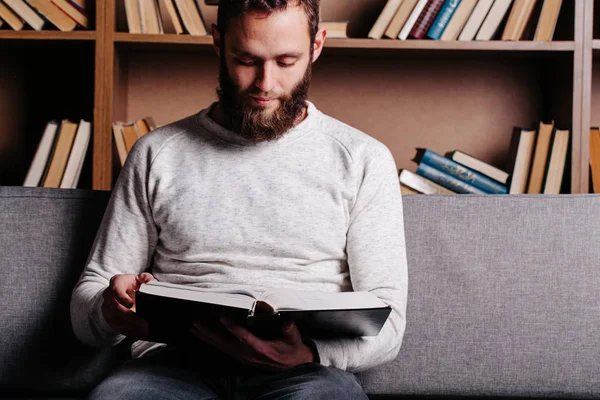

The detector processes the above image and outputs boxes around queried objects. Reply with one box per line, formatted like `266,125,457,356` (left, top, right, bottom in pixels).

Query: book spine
409,0,445,39
417,162,487,194
421,149,508,194
426,0,461,40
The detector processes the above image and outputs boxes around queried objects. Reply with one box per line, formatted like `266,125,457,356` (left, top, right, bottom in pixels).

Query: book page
139,281,257,310
259,289,387,312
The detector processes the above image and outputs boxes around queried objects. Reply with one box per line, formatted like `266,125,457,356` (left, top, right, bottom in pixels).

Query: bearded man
71,0,408,398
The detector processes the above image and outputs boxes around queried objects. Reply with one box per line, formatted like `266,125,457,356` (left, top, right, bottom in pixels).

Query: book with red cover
409,0,445,39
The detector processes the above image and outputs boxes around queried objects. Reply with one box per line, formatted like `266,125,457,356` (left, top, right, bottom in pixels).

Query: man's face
216,5,313,142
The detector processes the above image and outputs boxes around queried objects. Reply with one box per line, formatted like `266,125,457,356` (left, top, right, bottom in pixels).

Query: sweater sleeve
70,138,159,347
312,142,408,373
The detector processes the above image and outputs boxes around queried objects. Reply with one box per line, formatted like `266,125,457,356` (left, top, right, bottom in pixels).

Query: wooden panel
120,51,568,177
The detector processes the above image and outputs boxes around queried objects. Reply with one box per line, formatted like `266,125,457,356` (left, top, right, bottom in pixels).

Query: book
60,119,91,189
42,119,78,188
409,0,445,39
542,128,569,194
368,0,403,39
320,20,349,38
124,0,142,33
590,128,600,194
384,0,419,39
4,0,45,31
25,0,77,31
112,122,128,166
533,0,562,41
174,0,207,36
121,121,141,153
526,120,554,194
136,280,392,343
414,148,508,194
505,127,536,194
138,0,163,34
475,0,513,41
399,169,456,194
0,1,24,30
50,0,89,29
426,0,462,40
440,0,477,41
416,162,487,194
158,0,184,34
399,0,429,40
23,121,59,187
458,0,494,41
445,150,509,184
400,184,419,195
501,0,538,41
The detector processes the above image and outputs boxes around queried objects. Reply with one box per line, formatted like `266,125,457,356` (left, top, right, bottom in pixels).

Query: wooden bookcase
0,0,595,193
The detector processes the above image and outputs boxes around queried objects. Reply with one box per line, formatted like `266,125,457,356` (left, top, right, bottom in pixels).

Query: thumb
281,320,299,341
138,272,156,284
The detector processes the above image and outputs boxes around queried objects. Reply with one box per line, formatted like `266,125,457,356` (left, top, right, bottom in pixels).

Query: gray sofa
1,186,599,399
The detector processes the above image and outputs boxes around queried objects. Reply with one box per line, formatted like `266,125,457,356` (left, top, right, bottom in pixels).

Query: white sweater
70,101,408,373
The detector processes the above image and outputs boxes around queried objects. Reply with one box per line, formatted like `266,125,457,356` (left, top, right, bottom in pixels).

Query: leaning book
136,281,392,343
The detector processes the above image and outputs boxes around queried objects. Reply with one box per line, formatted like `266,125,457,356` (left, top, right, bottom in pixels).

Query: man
71,0,408,398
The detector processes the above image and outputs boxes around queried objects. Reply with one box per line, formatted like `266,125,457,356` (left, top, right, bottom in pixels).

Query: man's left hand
190,317,316,371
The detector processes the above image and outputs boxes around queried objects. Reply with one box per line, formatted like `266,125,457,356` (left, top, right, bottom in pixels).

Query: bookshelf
0,0,595,193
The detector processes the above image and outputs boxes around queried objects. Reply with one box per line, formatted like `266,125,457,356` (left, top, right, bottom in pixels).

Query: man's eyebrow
231,50,303,59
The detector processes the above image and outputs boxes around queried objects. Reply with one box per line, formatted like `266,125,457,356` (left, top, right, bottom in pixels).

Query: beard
216,53,312,143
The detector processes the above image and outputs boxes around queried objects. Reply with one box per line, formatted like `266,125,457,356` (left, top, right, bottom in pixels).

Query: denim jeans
88,344,368,400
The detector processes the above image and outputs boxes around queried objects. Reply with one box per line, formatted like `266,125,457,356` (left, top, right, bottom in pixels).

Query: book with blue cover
414,148,508,194
416,162,487,194
426,0,462,40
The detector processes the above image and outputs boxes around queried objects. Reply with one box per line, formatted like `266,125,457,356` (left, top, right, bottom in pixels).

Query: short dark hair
217,0,320,45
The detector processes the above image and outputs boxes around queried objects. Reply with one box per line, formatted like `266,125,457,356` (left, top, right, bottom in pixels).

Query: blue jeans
89,345,368,399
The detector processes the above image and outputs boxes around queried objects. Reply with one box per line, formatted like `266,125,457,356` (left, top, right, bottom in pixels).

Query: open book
136,281,392,342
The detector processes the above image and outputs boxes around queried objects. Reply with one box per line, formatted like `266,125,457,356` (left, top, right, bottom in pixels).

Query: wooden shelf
0,31,97,40
113,33,575,52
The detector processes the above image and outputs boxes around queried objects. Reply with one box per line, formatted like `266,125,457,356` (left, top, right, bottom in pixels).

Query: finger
111,278,135,308
220,317,264,349
138,272,155,284
281,320,301,343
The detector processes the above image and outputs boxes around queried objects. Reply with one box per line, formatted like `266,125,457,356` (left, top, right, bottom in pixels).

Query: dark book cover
409,0,445,39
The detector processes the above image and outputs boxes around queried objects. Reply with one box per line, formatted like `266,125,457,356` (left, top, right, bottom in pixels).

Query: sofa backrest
357,194,600,398
0,187,128,397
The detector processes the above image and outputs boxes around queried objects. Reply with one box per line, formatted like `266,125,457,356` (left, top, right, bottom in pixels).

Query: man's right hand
101,272,155,340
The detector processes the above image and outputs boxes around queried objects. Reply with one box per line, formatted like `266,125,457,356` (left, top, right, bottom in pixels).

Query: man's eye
278,61,295,68
236,59,256,66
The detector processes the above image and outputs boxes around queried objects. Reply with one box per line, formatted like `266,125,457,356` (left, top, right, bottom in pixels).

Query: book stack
123,0,209,35
400,121,571,195
23,119,91,189
319,20,349,39
112,117,158,166
368,0,563,42
0,0,89,31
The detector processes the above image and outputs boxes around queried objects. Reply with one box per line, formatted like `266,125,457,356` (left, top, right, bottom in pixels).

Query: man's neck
208,102,309,134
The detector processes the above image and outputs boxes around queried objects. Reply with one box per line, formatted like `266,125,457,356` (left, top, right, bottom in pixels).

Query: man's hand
101,272,155,340
190,317,316,371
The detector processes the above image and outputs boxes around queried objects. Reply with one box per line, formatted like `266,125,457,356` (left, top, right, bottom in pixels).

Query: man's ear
212,24,221,57
311,27,327,63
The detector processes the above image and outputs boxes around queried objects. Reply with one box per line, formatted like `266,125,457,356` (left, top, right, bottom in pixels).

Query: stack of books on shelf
0,0,89,31
368,0,562,42
400,121,570,195
112,117,158,166
23,119,91,189
123,0,209,35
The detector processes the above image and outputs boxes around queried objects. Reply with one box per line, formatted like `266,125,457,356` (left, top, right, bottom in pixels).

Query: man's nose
254,63,276,94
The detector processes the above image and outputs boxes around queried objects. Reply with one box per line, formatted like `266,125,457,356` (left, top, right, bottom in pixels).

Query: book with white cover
4,0,44,30
60,120,91,189
398,0,428,40
475,0,513,41
399,169,455,194
23,121,59,187
458,0,495,41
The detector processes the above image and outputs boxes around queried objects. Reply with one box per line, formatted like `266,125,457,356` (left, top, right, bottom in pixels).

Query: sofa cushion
357,194,600,398
0,187,128,397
